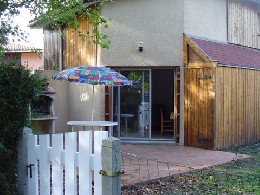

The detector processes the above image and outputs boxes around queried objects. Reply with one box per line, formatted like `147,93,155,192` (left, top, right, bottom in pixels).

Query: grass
121,143,260,194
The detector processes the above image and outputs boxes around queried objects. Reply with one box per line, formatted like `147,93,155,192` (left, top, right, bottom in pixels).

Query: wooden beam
186,62,218,69
183,34,189,65
183,35,212,62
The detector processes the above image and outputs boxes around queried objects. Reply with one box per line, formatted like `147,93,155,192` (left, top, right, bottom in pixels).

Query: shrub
0,61,47,194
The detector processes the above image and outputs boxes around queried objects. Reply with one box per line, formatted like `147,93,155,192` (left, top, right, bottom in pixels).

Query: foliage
122,143,260,194
0,61,47,194
0,0,110,60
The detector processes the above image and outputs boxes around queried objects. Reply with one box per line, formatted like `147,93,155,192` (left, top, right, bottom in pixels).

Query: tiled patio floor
120,144,251,186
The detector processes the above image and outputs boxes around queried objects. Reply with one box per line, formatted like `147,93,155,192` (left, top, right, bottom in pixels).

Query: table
67,121,118,136
114,114,134,136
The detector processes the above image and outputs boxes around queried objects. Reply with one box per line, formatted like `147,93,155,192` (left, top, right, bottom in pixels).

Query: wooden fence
18,128,122,195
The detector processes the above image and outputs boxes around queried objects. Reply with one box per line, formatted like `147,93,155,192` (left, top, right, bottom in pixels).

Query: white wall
68,84,105,131
99,0,184,67
184,0,227,42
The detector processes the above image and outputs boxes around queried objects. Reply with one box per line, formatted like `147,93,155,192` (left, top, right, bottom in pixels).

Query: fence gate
27,131,108,195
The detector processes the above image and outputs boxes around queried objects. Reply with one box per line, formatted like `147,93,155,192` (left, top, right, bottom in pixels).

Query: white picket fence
27,131,108,195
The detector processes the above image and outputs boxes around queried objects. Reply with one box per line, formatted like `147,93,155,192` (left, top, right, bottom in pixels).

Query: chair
160,107,174,136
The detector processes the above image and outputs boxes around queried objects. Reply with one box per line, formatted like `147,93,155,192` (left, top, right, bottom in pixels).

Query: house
3,42,43,71
43,0,260,149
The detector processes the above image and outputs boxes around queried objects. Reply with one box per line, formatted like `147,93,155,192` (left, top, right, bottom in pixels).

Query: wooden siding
63,18,97,69
184,35,260,150
215,66,260,149
183,35,211,65
227,0,260,49
184,67,215,149
43,29,62,70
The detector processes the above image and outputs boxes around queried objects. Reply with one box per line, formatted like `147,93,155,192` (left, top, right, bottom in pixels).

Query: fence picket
39,134,51,195
28,134,38,195
52,134,63,195
79,131,92,195
65,132,77,195
94,131,108,195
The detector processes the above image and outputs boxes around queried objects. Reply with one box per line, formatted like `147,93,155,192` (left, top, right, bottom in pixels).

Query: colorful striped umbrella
52,66,131,120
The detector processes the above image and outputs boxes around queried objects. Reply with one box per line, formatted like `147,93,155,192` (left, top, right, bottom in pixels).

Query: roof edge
218,63,260,70
184,34,213,62
4,50,42,53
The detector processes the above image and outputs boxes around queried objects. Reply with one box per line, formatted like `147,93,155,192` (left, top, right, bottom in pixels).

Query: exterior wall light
138,41,143,52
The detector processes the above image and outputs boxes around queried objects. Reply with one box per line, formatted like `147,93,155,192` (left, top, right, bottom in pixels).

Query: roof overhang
183,34,260,70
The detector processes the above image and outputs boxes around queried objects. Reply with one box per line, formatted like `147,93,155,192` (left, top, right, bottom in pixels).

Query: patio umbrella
52,66,131,121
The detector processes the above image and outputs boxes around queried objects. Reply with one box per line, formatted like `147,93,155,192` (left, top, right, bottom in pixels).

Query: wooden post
18,127,32,195
101,137,122,195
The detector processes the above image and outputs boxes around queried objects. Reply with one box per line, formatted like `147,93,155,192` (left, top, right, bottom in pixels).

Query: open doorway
151,69,174,140
110,68,178,141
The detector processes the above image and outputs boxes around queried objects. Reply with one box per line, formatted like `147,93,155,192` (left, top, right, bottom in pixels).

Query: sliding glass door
113,70,150,139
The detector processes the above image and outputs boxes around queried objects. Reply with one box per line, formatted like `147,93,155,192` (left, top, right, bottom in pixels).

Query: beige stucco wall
68,84,105,131
40,70,69,133
38,71,105,133
99,0,184,67
97,0,228,145
184,0,227,42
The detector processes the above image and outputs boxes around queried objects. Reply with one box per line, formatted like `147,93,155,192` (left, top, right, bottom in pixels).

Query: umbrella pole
92,85,94,121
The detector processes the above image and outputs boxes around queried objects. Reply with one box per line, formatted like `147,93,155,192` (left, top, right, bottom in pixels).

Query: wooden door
184,67,215,149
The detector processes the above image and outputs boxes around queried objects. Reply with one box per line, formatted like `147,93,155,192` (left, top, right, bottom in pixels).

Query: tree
0,0,109,61
0,61,47,194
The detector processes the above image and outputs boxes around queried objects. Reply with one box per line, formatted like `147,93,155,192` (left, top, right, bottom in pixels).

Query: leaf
102,35,108,39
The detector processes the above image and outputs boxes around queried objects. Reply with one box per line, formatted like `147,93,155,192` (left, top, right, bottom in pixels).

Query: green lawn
167,144,260,194
122,143,260,194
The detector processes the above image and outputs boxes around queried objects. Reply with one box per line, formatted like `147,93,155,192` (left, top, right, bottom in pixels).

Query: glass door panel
113,70,150,139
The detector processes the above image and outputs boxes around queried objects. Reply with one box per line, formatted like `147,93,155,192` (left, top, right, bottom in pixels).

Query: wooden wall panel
184,69,190,146
215,67,260,149
185,69,197,147
227,0,260,49
238,69,246,146
63,18,97,69
215,67,224,149
223,68,231,147
255,71,260,143
184,67,215,149
232,68,238,146
199,68,215,149
246,70,254,144
43,29,62,70
188,47,204,63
